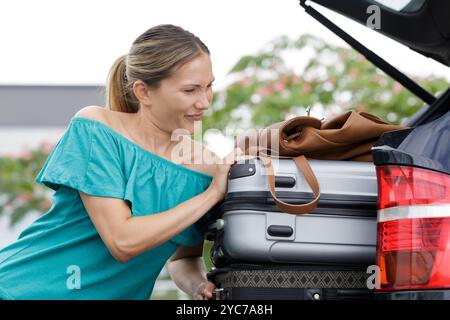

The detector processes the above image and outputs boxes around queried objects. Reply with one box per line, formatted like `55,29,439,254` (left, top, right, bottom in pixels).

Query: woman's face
145,53,214,135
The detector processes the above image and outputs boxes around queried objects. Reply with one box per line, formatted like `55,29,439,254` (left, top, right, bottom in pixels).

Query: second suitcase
207,263,374,300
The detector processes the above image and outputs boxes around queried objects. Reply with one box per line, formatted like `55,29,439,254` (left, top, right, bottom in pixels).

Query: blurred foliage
203,240,214,271
203,34,449,135
0,142,54,227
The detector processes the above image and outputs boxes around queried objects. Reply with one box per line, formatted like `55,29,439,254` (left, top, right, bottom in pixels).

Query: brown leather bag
236,111,406,215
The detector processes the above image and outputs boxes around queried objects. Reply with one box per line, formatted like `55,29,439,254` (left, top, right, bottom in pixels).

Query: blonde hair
106,24,210,113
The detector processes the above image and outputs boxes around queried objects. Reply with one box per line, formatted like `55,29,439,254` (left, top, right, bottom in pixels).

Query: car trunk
303,0,450,126
302,0,450,299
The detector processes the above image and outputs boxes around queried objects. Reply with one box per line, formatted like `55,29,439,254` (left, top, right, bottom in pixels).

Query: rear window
373,0,425,12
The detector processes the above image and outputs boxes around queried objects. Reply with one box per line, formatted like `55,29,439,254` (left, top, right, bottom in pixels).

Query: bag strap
259,155,321,215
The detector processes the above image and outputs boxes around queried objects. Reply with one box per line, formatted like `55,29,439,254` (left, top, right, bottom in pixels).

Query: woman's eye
184,89,195,93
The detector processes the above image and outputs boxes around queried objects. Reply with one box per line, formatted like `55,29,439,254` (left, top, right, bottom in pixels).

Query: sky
0,0,449,90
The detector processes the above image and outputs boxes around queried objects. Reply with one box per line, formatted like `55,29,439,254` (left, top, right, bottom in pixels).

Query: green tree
203,34,448,135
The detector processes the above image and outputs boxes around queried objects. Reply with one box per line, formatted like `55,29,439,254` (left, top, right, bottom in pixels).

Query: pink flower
39,198,52,211
17,195,28,205
256,86,272,97
272,82,286,93
40,140,55,155
326,78,336,85
392,82,403,94
350,68,359,78
237,78,251,87
15,193,34,207
22,151,33,160
302,83,312,93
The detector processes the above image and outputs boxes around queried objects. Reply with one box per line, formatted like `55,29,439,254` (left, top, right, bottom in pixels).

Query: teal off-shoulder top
0,117,214,300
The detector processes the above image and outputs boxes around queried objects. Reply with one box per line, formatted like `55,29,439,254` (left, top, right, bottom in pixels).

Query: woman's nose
195,92,211,110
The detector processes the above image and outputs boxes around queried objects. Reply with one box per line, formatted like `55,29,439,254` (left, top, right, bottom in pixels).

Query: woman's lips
185,114,203,121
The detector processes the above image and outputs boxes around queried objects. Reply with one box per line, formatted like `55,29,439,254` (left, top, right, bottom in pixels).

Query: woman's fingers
202,281,215,300
193,281,215,300
203,289,212,299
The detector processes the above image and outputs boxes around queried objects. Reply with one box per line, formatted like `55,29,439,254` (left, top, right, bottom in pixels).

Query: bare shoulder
73,106,111,125
74,106,129,134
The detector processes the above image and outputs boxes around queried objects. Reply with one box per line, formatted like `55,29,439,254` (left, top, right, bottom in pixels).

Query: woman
0,24,244,300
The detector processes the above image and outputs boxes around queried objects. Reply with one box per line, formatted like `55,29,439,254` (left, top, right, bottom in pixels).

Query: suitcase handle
275,176,296,188
260,155,320,215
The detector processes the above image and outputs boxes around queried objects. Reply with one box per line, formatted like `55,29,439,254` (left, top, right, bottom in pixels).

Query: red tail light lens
377,166,449,210
376,165,450,292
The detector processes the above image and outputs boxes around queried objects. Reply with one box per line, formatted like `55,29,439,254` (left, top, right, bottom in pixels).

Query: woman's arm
79,186,220,263
79,146,244,263
167,244,215,299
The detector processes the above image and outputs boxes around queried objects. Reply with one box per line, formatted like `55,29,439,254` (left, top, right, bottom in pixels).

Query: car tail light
376,165,450,292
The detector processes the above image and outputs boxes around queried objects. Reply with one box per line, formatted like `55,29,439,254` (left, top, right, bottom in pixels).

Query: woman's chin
181,118,201,135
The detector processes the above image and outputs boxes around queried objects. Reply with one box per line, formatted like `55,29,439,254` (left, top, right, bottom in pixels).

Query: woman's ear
132,80,153,106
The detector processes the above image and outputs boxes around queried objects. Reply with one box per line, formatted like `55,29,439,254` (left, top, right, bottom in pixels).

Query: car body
304,0,450,299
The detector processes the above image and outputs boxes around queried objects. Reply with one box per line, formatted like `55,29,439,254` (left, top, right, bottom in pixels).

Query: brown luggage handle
259,155,321,215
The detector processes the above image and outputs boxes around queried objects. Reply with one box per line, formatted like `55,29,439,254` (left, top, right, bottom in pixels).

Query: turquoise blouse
0,117,214,300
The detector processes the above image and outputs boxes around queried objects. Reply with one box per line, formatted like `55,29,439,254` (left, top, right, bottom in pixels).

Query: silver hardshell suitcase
209,158,378,267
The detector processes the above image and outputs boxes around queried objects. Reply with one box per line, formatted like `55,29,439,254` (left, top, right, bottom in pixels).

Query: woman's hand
208,147,253,201
193,280,216,300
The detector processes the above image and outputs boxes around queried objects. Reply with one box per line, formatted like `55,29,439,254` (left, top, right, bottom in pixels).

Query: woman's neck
121,110,178,156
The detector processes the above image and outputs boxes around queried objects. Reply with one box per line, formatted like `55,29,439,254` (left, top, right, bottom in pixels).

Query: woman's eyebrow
182,79,215,87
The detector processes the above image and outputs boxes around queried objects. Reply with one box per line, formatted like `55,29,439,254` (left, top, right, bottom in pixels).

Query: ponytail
105,54,139,113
